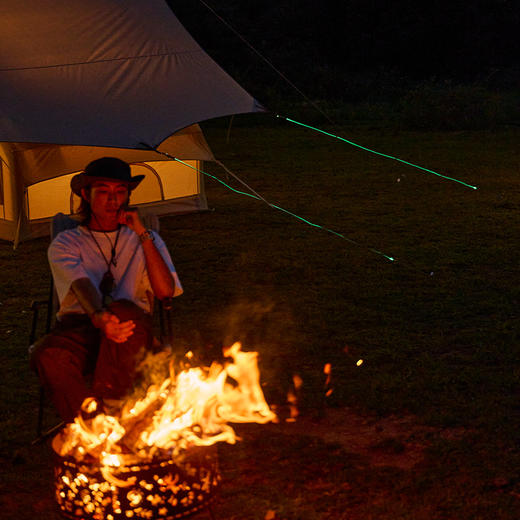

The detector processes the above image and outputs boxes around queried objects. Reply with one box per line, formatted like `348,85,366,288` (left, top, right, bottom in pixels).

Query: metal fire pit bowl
52,437,220,520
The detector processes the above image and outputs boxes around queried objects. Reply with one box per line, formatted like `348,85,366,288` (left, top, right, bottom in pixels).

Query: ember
53,342,275,519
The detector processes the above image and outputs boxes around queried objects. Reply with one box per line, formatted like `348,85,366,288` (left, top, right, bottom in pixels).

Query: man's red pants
30,300,153,423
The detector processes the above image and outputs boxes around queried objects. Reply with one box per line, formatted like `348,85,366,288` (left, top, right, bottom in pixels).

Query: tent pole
13,209,22,249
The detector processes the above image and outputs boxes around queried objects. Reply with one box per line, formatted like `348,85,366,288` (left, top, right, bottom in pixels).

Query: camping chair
28,212,175,443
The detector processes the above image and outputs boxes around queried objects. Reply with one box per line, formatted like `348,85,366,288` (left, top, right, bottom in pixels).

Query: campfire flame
55,342,275,476
53,343,275,519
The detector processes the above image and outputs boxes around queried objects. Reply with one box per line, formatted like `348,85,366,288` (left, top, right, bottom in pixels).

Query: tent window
129,164,164,205
24,160,201,222
26,173,75,220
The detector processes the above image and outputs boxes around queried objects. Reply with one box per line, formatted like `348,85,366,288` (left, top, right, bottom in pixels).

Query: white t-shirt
48,225,183,318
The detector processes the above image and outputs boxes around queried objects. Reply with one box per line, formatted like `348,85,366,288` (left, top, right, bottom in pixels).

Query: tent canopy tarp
0,0,263,148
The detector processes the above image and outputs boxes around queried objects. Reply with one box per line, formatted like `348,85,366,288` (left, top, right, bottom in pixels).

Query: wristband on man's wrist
138,229,154,243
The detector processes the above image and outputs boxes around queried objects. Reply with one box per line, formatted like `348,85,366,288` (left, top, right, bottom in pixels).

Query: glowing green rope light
277,116,478,190
172,157,395,263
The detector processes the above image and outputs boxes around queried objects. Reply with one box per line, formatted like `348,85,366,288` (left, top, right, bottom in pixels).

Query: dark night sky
170,1,520,101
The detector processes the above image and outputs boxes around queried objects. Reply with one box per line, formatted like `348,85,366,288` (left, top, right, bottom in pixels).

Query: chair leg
37,385,45,438
207,503,217,520
29,302,40,346
31,420,65,446
31,385,64,445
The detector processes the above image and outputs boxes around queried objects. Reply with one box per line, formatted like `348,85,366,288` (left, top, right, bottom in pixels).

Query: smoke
130,348,175,402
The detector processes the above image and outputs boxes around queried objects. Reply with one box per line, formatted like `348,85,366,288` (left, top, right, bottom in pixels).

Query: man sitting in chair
31,157,183,423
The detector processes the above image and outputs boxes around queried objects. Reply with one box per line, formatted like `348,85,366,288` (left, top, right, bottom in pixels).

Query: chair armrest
158,297,174,349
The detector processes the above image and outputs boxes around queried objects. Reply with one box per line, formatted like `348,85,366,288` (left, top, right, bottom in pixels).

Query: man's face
83,180,130,223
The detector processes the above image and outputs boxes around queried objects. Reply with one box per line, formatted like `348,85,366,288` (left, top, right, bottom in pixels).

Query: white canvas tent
0,126,215,244
0,0,264,245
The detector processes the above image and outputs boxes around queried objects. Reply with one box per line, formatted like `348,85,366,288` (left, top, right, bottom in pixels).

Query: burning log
52,342,275,519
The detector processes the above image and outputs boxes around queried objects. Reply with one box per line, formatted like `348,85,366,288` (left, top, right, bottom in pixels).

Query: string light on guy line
139,143,396,264
277,116,478,191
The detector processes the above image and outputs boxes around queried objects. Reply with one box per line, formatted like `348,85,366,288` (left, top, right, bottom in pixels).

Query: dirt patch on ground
276,407,468,470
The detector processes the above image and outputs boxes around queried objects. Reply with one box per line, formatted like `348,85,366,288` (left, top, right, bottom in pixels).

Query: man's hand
118,206,145,236
117,204,176,301
91,310,136,343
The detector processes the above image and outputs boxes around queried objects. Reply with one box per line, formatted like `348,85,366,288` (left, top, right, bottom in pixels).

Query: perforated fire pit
53,436,220,520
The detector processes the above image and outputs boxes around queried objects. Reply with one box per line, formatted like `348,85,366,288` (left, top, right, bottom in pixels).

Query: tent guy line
140,142,395,263
278,116,478,190
197,0,335,125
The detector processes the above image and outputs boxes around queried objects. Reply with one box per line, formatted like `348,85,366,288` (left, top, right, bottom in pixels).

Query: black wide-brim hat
71,157,145,196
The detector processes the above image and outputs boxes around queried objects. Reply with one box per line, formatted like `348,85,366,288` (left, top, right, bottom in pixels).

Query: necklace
86,223,121,302
89,214,121,266
87,225,121,267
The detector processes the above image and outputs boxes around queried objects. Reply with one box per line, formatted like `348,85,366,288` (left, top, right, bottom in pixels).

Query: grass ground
0,118,519,519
